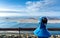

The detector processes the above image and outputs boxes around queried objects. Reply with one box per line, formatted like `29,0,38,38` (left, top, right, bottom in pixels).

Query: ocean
0,20,60,35
0,21,60,28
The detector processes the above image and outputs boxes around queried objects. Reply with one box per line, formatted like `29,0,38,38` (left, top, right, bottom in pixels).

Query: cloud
25,0,56,12
0,0,58,12
0,13,29,17
0,0,60,17
23,0,60,16
0,7,27,13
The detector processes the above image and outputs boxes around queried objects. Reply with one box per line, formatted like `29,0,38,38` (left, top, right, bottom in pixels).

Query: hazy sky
0,0,60,17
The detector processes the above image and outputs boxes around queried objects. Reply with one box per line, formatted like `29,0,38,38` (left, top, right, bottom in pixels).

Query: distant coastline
17,19,60,23
0,17,60,23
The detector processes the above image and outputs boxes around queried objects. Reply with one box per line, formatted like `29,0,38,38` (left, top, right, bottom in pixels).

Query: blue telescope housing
34,17,51,38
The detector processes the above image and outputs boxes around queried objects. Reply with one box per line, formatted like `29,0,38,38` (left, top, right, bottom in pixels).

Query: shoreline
17,19,60,23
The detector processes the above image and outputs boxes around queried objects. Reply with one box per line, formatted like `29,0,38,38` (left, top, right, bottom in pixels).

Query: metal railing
0,28,60,31
0,28,60,38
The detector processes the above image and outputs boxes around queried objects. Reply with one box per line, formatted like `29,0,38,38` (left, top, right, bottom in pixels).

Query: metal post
18,27,20,38
53,35,56,38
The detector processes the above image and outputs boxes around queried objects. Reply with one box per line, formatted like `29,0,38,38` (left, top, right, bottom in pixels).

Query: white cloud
26,1,42,12
23,0,60,16
0,0,59,17
25,0,56,12
0,13,28,17
0,8,26,13
0,0,56,12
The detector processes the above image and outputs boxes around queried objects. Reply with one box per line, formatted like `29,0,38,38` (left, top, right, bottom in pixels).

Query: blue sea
0,20,60,35
0,20,60,28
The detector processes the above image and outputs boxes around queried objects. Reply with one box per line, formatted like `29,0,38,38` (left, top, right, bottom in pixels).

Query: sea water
0,21,60,28
0,20,60,35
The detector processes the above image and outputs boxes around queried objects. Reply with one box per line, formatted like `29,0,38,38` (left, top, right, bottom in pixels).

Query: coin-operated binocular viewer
34,17,51,38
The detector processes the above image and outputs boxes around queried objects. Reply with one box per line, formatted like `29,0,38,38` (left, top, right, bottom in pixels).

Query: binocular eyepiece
41,17,48,24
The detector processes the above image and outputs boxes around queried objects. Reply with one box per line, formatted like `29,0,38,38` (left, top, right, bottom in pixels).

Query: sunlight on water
0,19,60,35
0,19,60,28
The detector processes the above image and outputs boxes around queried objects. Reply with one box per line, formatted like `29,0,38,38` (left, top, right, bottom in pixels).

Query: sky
0,0,60,17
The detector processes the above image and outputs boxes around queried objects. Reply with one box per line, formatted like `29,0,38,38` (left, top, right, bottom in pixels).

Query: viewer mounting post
19,27,21,38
